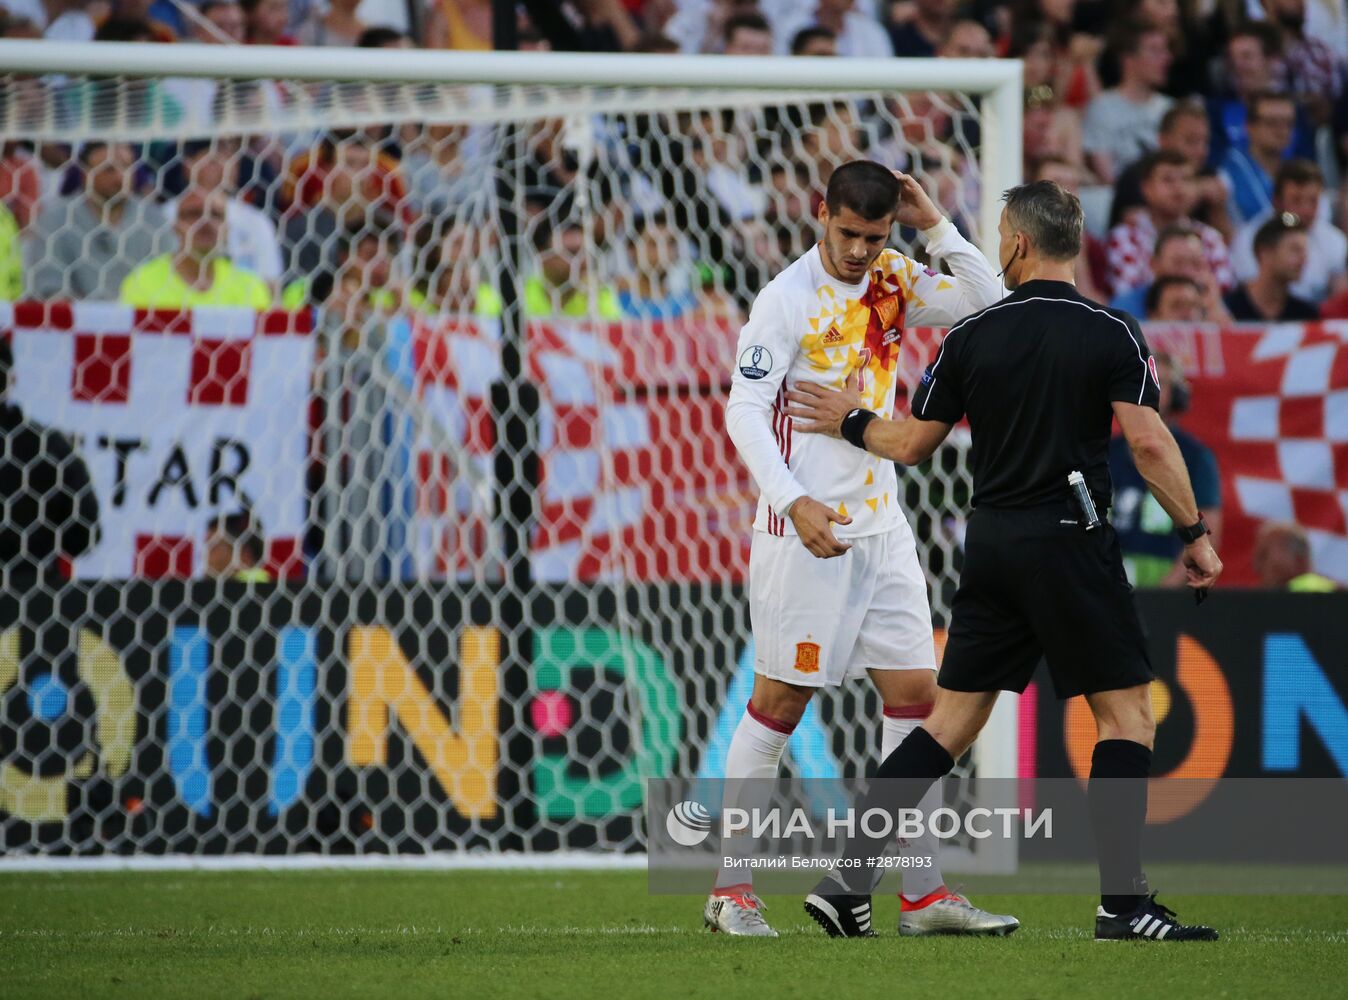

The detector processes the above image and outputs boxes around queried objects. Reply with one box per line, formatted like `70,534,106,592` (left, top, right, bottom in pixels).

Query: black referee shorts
938,504,1154,700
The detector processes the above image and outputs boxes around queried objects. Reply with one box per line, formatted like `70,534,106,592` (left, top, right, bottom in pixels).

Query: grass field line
5,924,1345,943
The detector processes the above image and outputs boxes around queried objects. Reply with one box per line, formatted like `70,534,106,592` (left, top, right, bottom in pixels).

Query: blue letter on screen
1263,633,1348,776
270,626,316,816
168,626,212,817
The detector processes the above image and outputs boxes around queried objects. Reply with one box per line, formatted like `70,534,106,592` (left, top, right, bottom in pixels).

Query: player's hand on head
785,374,863,437
787,496,852,559
1182,538,1222,589
890,171,943,231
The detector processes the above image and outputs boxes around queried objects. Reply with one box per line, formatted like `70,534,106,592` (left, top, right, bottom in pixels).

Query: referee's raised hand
788,497,853,558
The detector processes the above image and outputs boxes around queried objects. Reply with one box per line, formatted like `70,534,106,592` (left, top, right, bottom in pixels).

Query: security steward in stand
784,180,1224,943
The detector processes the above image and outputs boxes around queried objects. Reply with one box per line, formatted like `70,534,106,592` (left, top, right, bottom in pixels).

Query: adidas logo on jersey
821,327,844,346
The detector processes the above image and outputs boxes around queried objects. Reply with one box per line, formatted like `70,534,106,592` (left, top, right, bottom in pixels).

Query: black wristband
1176,513,1210,544
840,408,878,450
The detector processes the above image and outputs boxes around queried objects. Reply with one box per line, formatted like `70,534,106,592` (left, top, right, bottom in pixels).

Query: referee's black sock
835,728,955,892
1089,739,1152,915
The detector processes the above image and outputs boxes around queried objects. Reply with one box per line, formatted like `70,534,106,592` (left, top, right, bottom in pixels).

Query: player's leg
868,666,1020,936
705,532,852,936
803,687,999,937
856,525,1018,934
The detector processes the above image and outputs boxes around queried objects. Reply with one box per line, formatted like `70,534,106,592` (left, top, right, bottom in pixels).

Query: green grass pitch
2,870,1345,999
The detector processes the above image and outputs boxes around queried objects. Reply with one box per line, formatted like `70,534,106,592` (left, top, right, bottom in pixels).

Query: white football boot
898,888,1020,936
703,888,779,937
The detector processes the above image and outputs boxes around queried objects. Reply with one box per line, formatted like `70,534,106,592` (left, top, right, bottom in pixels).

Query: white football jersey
725,219,1003,539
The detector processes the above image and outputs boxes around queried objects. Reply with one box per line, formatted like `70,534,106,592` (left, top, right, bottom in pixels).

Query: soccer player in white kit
706,161,1019,937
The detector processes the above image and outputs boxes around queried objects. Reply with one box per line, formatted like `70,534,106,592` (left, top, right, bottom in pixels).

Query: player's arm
890,173,1003,324
786,375,953,466
724,288,852,558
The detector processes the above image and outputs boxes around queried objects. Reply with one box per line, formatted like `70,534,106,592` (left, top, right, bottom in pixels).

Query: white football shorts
749,521,937,687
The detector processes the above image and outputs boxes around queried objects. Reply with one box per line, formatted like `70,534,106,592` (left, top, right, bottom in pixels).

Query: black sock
836,728,956,892
1089,739,1152,914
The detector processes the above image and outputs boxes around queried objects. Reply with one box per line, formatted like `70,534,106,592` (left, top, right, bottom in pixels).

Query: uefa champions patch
739,345,772,380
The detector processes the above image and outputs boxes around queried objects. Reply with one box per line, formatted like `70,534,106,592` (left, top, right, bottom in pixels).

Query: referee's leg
1084,683,1157,914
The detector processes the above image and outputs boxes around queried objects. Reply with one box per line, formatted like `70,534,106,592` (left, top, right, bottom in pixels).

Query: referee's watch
1176,513,1211,544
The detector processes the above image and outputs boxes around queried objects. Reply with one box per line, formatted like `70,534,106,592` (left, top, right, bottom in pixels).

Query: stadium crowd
0,0,1343,589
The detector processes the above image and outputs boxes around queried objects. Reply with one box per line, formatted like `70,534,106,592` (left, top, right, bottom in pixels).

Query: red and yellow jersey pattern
726,221,1002,539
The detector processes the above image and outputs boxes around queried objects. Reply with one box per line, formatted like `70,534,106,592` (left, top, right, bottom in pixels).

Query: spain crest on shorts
794,641,821,673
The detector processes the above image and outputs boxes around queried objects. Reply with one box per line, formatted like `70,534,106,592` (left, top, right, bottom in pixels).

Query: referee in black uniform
785,180,1223,942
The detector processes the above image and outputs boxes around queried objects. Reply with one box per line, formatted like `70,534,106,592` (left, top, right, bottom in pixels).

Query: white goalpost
0,41,1021,871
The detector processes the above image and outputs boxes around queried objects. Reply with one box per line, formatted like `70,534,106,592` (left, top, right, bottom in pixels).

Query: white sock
714,705,793,890
882,707,946,901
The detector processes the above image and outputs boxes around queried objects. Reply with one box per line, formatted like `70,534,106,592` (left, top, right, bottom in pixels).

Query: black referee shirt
910,279,1161,509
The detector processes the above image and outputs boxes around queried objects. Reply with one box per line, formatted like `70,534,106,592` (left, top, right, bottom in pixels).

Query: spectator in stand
887,0,954,58
1146,275,1205,321
1082,22,1173,183
1263,0,1342,124
938,19,994,59
1110,224,1232,321
512,0,639,52
166,140,283,291
525,221,621,320
1010,24,1087,172
1223,214,1319,321
282,219,402,335
1217,91,1298,225
27,142,170,300
399,122,493,217
10,0,96,40
0,143,39,231
241,0,295,43
204,510,271,582
408,215,502,319
295,0,364,45
776,0,892,58
0,202,19,300
1232,160,1347,303
1108,351,1222,587
619,211,734,320
1006,0,1102,111
1252,521,1336,591
1106,149,1233,295
1208,23,1315,163
0,339,100,585
1110,100,1231,240
162,0,248,128
790,25,837,56
120,187,271,308
357,25,412,47
281,129,409,282
1131,0,1208,97
722,10,772,54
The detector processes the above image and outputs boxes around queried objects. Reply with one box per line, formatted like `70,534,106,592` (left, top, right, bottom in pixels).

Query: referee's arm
784,374,954,465
1113,401,1222,589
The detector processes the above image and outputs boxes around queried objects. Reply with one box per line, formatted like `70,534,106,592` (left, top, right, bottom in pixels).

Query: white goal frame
0,41,1021,871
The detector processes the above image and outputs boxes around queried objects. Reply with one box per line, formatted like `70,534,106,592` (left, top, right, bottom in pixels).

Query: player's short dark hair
357,25,406,47
1273,158,1323,195
824,160,900,221
724,11,770,46
1002,180,1082,261
208,510,265,565
1253,212,1307,257
790,25,834,55
1145,275,1201,313
1137,148,1190,183
1153,222,1200,257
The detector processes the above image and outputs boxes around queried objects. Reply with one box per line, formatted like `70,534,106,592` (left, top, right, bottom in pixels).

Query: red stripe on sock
746,702,796,735
883,702,934,720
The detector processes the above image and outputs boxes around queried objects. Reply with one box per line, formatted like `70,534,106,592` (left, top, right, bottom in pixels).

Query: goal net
0,44,1021,867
